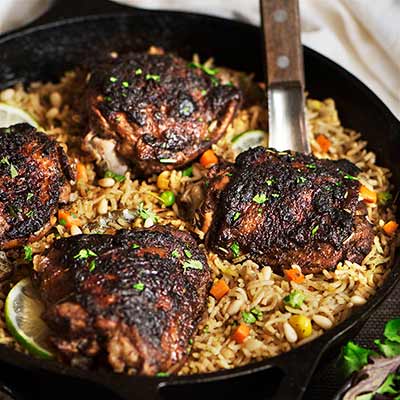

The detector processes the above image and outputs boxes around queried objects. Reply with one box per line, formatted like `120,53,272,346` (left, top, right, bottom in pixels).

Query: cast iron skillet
0,1,399,399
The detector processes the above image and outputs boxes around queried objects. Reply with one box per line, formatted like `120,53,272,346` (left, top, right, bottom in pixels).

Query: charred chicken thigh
0,123,72,249
200,147,374,274
33,226,211,375
84,51,241,176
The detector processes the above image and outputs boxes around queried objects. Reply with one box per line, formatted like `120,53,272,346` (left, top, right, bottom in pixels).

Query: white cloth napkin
1,0,399,119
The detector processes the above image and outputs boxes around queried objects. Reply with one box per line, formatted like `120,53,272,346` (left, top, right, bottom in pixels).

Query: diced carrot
210,279,229,300
284,268,305,283
232,323,250,344
58,209,82,229
76,162,88,183
316,134,331,153
383,220,398,235
200,149,218,168
360,185,377,204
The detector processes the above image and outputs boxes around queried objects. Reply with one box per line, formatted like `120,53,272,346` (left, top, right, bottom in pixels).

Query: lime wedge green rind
231,130,268,154
5,278,54,360
0,103,39,129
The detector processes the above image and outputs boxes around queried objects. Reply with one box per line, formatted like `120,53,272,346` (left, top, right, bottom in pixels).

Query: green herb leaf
26,192,34,201
133,282,145,291
378,191,393,206
23,245,33,262
233,211,241,222
230,242,240,258
25,210,34,218
271,193,280,198
156,372,170,377
200,89,207,96
374,339,400,357
343,173,358,181
188,61,219,76
182,165,193,177
242,311,256,324
122,81,129,88
145,73,160,82
377,373,398,395
306,163,316,169
59,218,67,226
283,290,305,309
89,260,96,272
132,243,140,249
182,259,203,272
10,164,18,178
184,249,192,258
340,341,375,377
296,176,307,184
171,250,180,258
265,178,275,186
109,76,117,82
137,202,158,223
253,193,267,204
135,68,142,75
384,319,400,343
104,170,126,182
311,225,319,237
159,158,176,164
73,249,98,260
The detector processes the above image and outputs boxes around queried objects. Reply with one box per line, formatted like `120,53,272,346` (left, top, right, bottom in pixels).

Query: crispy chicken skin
84,51,241,176
33,226,211,375
200,147,374,274
0,123,72,249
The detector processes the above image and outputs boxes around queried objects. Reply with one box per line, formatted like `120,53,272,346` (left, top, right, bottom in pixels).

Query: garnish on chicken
84,51,241,176
33,226,211,375
199,147,374,274
0,123,72,249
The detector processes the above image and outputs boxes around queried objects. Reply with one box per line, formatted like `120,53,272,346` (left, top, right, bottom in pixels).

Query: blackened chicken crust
85,51,241,176
200,147,374,274
33,226,212,375
0,123,73,249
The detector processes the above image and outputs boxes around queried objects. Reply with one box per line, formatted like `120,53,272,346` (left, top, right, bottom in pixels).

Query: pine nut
70,225,82,235
261,266,272,281
98,177,115,188
350,295,367,305
50,92,62,108
283,322,298,343
227,299,243,316
46,107,59,120
97,198,108,215
312,314,332,330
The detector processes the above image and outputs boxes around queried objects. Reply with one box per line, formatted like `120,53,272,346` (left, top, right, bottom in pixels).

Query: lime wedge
231,130,268,154
0,103,39,128
5,277,54,359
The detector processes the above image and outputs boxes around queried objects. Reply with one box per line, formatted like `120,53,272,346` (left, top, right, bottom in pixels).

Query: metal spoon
260,0,310,153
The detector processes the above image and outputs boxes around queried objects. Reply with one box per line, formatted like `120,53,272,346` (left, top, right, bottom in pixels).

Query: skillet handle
19,0,136,30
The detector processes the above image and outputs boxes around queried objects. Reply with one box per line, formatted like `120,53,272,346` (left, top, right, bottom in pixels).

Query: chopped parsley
1,156,18,178
233,211,241,222
89,260,96,272
145,73,160,82
296,176,307,184
171,250,180,258
189,338,193,345
23,245,33,262
104,96,112,102
137,202,158,223
135,68,142,75
306,163,316,169
265,178,275,186
59,218,67,226
156,372,170,377
26,192,34,201
343,173,358,181
242,311,256,324
253,193,267,204
271,193,280,198
230,241,240,258
283,290,306,308
187,61,219,76
73,249,97,260
184,249,192,258
122,81,129,88
211,76,219,86
109,76,117,83
133,282,145,291
182,259,203,272
25,210,34,218
104,170,126,182
378,191,393,206
159,158,176,164
335,181,343,187
131,243,140,249
311,225,319,237
182,165,193,177
258,208,263,215
201,89,207,96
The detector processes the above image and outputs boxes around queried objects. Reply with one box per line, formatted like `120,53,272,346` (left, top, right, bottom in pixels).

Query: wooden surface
260,0,304,88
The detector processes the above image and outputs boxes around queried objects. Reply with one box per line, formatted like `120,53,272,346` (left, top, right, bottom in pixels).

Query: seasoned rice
0,65,398,375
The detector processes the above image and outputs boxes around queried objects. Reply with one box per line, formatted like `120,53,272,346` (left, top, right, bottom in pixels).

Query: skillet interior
0,8,399,400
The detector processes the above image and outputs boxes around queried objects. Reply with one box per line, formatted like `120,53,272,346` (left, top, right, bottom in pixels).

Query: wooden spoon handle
260,0,304,88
